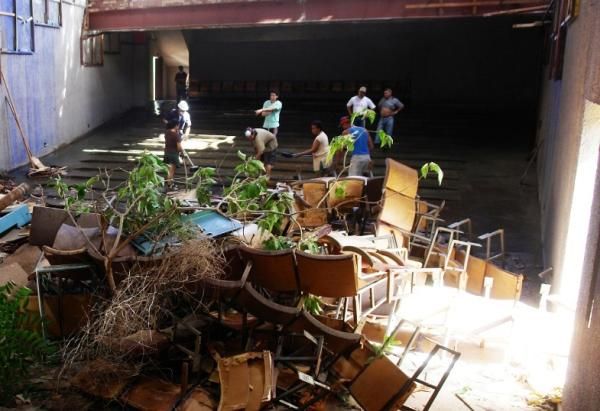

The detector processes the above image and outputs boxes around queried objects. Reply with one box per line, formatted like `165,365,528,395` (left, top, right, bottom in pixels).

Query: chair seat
357,273,387,291
405,258,423,269
209,310,258,330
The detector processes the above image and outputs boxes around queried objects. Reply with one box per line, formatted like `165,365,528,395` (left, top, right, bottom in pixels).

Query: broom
0,68,48,172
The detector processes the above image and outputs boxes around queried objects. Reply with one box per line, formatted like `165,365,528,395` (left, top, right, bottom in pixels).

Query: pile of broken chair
67,242,459,411
302,158,527,352
0,157,528,411
0,190,453,410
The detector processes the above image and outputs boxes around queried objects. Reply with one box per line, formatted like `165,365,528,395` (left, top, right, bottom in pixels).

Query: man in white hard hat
163,100,192,140
176,100,192,140
245,127,278,178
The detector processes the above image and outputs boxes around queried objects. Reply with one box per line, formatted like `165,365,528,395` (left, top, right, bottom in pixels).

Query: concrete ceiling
154,30,189,67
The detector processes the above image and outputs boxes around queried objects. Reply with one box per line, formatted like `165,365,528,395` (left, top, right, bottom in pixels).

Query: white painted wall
0,2,148,171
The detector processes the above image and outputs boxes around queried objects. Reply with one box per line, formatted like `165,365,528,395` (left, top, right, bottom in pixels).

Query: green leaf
364,109,376,125
378,130,394,149
428,162,444,186
420,163,430,179
334,182,347,199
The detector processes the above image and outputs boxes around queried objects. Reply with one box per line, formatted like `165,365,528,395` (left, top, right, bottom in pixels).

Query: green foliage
263,235,296,251
222,153,293,236
334,181,347,200
298,237,320,254
50,175,98,214
303,294,323,315
234,150,265,178
191,167,217,206
0,283,53,404
371,333,401,360
420,162,444,186
377,130,394,149
326,134,355,165
111,152,188,240
350,109,376,126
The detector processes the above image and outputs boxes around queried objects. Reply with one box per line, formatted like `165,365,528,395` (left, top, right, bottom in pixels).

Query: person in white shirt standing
293,120,332,177
346,86,375,127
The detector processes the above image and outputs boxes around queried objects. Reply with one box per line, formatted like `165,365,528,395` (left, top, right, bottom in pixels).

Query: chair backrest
222,246,245,281
295,250,359,298
485,262,523,301
378,190,416,232
236,283,301,326
349,354,416,411
365,176,385,205
239,245,298,292
455,251,523,300
287,311,360,355
327,178,366,211
456,250,487,295
29,207,102,247
384,159,418,199
301,180,329,208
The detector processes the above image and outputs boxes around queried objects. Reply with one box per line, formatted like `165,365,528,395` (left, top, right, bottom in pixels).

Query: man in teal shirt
255,90,283,136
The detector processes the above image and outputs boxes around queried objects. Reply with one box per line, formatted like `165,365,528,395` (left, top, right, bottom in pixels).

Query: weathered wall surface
0,2,148,171
536,0,600,303
537,0,600,407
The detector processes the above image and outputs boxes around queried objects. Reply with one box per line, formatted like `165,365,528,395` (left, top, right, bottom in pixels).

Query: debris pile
0,153,565,410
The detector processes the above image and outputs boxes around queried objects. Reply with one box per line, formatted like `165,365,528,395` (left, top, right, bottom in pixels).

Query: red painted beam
88,0,548,31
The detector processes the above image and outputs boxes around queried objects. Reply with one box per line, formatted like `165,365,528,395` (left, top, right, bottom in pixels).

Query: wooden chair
235,283,302,351
237,283,301,329
378,160,444,253
384,158,418,199
274,311,361,408
295,250,388,326
201,252,253,334
291,179,329,229
335,338,460,411
327,177,366,234
360,176,385,235
239,244,299,295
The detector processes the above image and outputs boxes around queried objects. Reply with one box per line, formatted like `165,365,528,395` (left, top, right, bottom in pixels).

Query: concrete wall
536,1,600,406
0,2,149,171
536,0,600,305
184,17,544,110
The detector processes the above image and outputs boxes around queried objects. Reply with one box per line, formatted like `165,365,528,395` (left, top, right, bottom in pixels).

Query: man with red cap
339,116,373,176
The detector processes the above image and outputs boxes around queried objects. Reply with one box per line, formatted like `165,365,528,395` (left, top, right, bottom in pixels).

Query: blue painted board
182,210,242,238
0,204,32,235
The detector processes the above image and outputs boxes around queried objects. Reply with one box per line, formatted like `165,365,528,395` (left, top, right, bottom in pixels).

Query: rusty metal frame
80,32,104,67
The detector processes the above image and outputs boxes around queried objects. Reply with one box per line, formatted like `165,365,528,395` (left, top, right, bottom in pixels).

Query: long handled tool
181,149,199,172
0,68,47,172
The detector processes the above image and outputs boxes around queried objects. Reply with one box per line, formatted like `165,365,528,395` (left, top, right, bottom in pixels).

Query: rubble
0,154,563,411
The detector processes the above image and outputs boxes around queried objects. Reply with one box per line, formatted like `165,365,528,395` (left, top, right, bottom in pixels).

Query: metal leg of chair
35,267,47,340
353,295,361,326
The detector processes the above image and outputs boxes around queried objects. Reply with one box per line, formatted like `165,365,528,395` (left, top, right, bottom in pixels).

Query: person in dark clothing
163,119,183,189
175,66,188,103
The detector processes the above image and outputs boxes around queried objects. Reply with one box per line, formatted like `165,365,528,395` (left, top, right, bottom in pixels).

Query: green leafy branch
350,109,377,127
0,283,53,404
377,130,394,149
420,162,444,186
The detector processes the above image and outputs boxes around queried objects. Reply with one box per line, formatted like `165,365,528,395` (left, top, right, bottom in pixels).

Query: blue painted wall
0,2,149,171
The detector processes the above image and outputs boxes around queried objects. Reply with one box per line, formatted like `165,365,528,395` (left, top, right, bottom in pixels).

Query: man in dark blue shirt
340,116,373,176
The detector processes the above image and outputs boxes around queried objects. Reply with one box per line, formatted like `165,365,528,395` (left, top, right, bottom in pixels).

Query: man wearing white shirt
346,86,375,127
293,120,332,176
